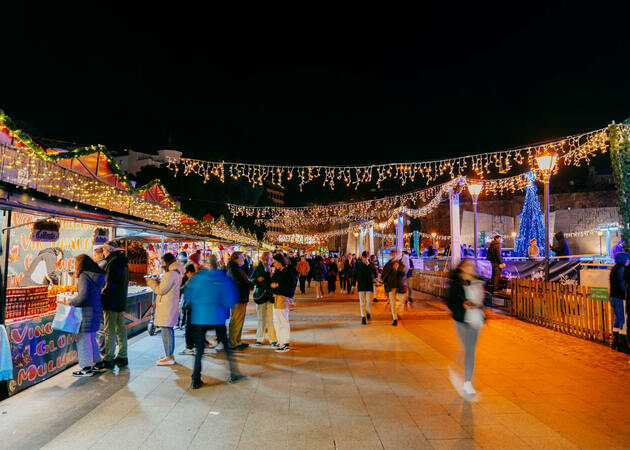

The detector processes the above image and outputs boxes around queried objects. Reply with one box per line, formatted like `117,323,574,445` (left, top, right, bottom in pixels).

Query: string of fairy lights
167,126,611,191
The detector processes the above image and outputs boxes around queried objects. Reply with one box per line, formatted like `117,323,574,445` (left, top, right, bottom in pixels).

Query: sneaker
94,361,109,371
366,313,371,320
271,342,278,347
215,342,224,351
179,348,195,356
252,341,263,346
91,365,105,374
113,357,128,367
157,356,175,366
228,373,246,384
101,360,115,370
190,379,205,390
361,317,367,325
275,344,290,353
73,367,95,377
205,341,217,349
463,381,477,396
392,319,398,326
240,342,250,348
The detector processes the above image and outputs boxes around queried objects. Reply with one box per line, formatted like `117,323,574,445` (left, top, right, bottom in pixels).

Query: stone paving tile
6,289,630,449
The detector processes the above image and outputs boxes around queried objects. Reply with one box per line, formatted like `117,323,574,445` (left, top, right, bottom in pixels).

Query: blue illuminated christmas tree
514,173,546,257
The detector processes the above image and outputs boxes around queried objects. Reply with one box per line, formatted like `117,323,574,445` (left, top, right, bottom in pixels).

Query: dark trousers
191,324,238,383
307,275,312,287
299,276,307,294
490,264,501,293
328,278,336,293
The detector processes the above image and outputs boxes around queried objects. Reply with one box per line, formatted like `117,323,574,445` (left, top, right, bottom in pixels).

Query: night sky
2,4,630,189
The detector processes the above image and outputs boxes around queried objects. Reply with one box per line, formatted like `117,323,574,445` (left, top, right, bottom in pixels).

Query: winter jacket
296,260,310,277
183,269,239,325
272,265,298,299
610,264,625,299
70,271,106,333
446,270,467,323
382,259,406,293
487,241,502,266
147,262,183,327
551,236,570,257
354,259,377,292
326,262,338,281
101,250,130,312
250,262,274,304
312,261,327,282
227,261,254,303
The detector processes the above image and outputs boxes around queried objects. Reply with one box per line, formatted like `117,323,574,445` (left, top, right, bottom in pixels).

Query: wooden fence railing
411,270,450,298
510,278,614,344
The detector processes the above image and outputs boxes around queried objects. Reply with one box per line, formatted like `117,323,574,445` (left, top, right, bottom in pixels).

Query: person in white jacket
147,253,183,366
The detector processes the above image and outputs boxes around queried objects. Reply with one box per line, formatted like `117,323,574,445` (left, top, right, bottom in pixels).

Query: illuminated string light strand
167,126,615,191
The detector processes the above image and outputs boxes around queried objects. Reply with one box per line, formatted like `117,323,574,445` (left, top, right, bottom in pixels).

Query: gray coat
70,271,106,333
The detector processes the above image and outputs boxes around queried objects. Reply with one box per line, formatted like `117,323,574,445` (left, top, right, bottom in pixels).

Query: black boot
618,334,630,354
612,332,619,350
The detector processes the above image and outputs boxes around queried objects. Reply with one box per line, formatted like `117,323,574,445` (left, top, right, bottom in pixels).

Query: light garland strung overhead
167,126,615,191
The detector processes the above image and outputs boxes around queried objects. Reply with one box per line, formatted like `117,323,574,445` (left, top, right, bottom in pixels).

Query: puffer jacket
183,269,239,325
101,250,130,312
147,262,184,327
70,271,106,333
354,259,377,292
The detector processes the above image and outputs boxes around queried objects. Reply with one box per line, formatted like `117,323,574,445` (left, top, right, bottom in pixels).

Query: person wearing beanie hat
270,252,297,352
610,252,630,353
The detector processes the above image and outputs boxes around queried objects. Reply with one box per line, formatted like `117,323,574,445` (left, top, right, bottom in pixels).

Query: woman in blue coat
69,254,106,377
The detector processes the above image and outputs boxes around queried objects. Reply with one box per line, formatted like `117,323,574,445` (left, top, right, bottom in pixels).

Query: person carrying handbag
250,252,277,346
68,254,106,377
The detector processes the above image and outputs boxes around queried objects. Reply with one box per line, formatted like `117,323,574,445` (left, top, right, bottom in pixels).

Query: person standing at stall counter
270,254,297,353
100,240,130,370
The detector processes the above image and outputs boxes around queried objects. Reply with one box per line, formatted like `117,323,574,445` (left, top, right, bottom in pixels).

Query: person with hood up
382,251,407,326
147,253,184,365
67,254,106,377
227,252,254,350
353,251,377,325
551,231,570,258
270,253,298,353
184,255,244,389
100,240,130,369
610,252,630,353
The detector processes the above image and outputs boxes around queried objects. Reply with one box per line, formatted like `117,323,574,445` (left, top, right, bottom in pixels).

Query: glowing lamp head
379,222,386,229
431,232,437,238
598,231,603,236
535,154,558,173
511,231,517,238
353,232,359,237
467,183,483,197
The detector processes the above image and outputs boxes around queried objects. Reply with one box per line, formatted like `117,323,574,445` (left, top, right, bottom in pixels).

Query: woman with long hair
69,254,106,377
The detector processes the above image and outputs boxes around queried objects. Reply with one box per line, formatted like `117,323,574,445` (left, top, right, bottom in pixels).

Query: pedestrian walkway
1,286,630,449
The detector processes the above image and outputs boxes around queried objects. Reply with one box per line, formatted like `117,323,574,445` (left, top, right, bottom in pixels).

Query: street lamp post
535,154,558,282
467,182,483,263
353,231,359,256
431,232,437,251
379,222,385,267
598,230,603,256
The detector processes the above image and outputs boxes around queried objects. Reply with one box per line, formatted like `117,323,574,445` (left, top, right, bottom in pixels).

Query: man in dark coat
227,252,254,350
551,231,570,257
487,235,503,296
100,240,130,369
381,251,407,326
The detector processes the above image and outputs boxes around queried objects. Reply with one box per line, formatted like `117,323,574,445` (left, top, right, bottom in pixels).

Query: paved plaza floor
1,286,630,449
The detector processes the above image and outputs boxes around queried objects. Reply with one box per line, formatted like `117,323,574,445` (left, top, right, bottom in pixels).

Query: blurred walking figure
296,256,310,295
312,256,327,299
184,255,243,389
354,251,377,325
251,252,277,346
338,256,347,294
327,257,338,294
382,251,407,326
270,254,298,353
447,258,485,397
401,251,412,304
147,253,184,366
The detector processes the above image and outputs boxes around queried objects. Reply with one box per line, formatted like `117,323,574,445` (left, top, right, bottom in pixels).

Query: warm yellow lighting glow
598,231,603,236
353,232,359,237
535,154,558,172
379,222,386,229
431,232,437,238
511,231,517,238
467,183,483,197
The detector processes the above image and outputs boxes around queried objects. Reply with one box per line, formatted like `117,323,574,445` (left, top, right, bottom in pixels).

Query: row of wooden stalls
0,194,260,397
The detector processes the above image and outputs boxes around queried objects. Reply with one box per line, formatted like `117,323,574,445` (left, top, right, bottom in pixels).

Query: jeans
191,324,238,383
103,310,128,361
388,291,403,319
358,291,372,317
76,332,101,368
229,303,247,348
161,327,174,357
273,295,291,346
610,297,627,333
299,276,307,294
256,302,276,344
339,275,347,292
455,321,481,382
